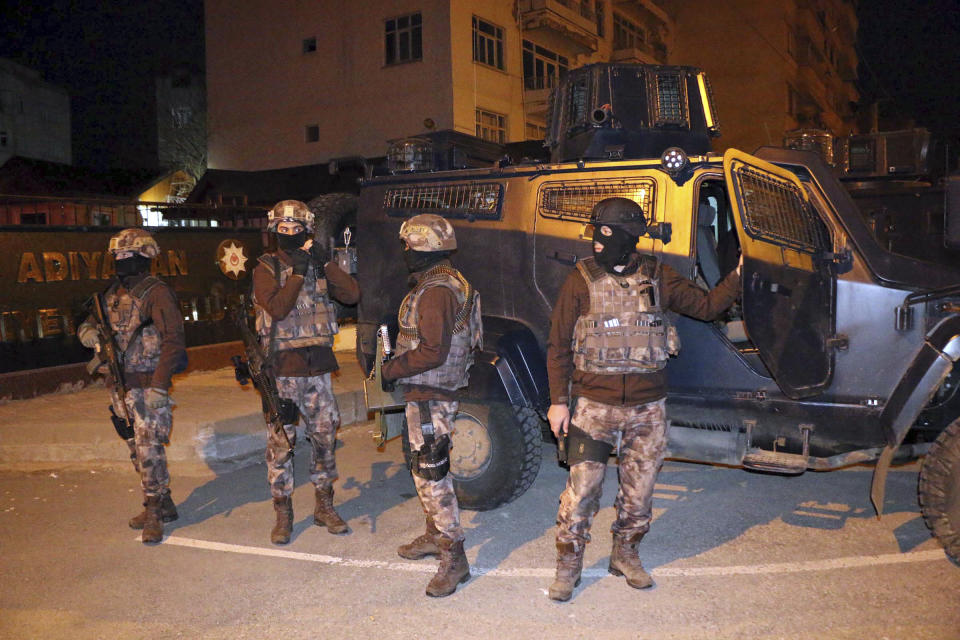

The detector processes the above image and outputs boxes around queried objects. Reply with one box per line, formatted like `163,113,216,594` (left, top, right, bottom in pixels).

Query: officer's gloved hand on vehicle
145,387,173,409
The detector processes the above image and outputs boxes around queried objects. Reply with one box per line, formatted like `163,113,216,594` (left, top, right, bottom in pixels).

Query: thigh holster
409,401,451,481
566,424,614,466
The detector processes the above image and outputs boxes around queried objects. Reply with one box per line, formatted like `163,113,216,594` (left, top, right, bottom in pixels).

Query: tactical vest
106,276,164,373
395,264,483,390
572,256,679,374
254,254,338,352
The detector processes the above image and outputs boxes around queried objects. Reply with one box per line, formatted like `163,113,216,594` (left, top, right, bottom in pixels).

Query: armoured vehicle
357,63,960,564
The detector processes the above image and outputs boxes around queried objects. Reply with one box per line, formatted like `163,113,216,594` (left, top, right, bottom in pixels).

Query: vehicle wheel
401,402,543,511
307,193,357,253
918,417,960,566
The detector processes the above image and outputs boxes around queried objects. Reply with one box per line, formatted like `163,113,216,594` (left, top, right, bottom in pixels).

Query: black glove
309,241,328,264
289,249,311,276
380,359,396,392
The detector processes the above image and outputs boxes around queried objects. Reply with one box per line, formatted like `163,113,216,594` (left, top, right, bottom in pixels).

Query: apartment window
522,40,568,90
305,124,320,143
595,1,605,37
525,122,547,140
476,108,506,144
613,13,645,50
787,85,799,116
302,36,317,54
472,16,504,70
385,13,422,65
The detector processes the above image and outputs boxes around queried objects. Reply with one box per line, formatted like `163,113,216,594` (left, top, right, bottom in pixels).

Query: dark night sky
856,0,960,166
0,0,204,172
1,1,958,172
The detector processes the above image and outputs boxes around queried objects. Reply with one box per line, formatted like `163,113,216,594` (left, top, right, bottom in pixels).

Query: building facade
205,0,854,171
0,58,71,166
666,0,858,154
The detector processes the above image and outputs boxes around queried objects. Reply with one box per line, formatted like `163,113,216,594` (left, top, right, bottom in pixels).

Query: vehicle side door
723,149,836,399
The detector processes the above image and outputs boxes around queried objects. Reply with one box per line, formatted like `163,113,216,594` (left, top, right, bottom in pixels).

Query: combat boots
271,496,293,545
397,516,441,560
129,488,178,530
141,494,164,545
608,532,654,589
548,541,584,602
425,536,470,597
314,485,349,534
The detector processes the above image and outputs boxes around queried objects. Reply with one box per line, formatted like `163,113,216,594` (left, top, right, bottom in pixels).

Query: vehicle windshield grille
734,167,830,253
538,178,656,222
383,182,503,220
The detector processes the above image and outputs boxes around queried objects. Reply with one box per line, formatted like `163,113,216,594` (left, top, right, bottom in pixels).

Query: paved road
1,420,958,640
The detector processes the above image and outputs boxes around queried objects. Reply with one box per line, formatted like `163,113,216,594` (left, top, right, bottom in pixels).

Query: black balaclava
593,224,639,274
276,230,307,252
403,248,449,273
115,254,152,281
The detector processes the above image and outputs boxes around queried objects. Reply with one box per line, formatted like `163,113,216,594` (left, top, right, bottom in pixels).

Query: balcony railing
519,0,599,50
523,75,564,90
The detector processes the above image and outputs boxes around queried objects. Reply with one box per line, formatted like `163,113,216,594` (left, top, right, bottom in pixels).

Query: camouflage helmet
108,228,160,259
399,214,457,252
267,199,315,232
591,197,647,237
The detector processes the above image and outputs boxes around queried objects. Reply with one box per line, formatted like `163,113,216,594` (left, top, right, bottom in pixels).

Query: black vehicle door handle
548,251,579,266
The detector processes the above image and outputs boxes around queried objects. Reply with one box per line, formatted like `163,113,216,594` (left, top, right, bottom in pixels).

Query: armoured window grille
537,178,656,222
653,72,686,126
569,77,589,127
733,167,830,253
383,182,503,220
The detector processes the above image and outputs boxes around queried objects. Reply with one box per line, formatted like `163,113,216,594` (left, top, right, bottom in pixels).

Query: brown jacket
252,251,360,377
381,261,459,402
547,256,740,407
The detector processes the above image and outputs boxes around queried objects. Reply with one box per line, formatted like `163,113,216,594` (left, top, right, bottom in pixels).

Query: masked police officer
252,200,360,545
77,228,186,544
546,197,741,601
381,214,482,598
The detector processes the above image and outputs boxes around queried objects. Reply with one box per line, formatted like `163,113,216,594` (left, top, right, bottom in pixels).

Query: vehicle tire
307,193,357,255
401,401,543,511
918,417,960,566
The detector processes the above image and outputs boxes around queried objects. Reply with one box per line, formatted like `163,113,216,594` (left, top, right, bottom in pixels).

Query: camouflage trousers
405,400,464,543
268,374,341,499
110,387,172,498
556,396,668,545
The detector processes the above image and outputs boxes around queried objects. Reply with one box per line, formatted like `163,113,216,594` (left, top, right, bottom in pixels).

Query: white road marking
156,536,948,578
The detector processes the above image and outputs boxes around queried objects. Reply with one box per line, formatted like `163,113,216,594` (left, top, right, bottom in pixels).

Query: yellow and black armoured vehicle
356,63,960,564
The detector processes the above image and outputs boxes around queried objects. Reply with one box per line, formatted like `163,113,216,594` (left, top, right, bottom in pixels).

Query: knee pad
410,434,451,481
566,424,614,466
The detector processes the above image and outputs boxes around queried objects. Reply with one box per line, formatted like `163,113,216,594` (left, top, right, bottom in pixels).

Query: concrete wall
667,0,858,154
206,0,454,170
450,0,525,141
0,58,71,166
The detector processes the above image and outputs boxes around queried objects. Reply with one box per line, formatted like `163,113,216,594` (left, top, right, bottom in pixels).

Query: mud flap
870,444,897,517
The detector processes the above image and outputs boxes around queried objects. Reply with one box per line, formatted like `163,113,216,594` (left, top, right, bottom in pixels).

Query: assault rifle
363,323,405,446
231,303,296,464
85,292,135,440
